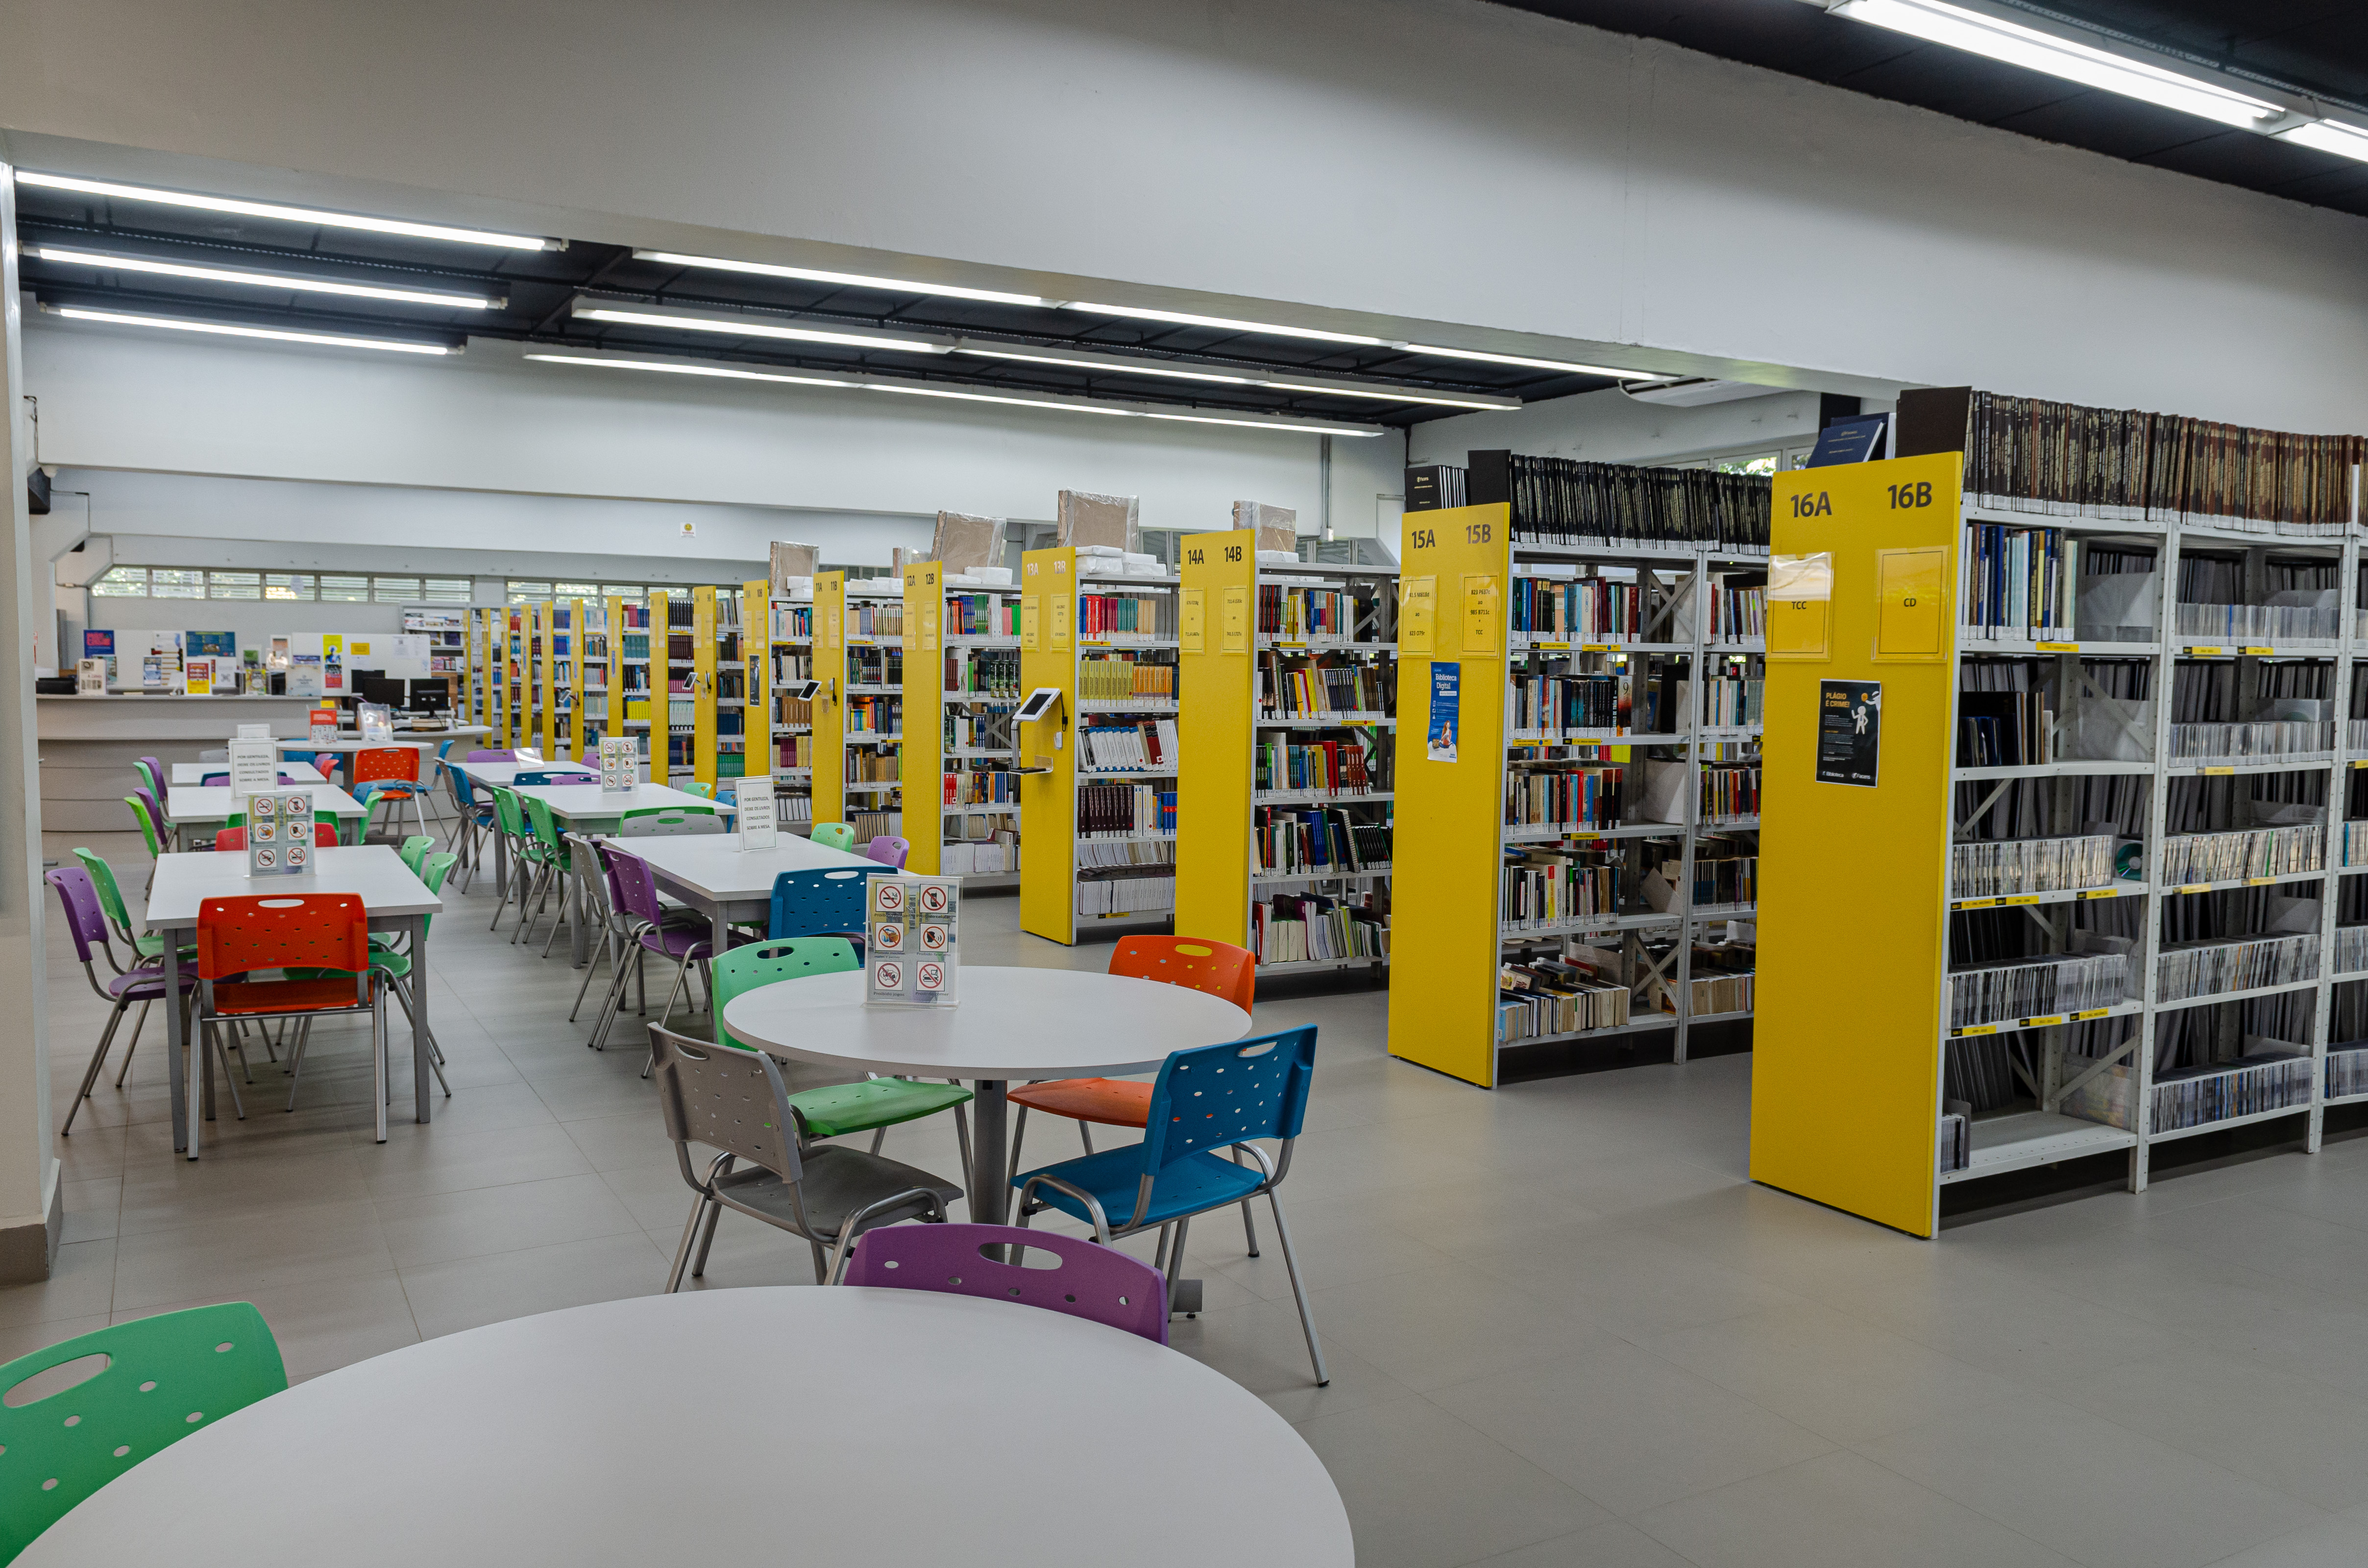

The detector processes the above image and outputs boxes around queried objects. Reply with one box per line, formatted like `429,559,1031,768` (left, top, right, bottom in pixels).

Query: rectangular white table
276,734,478,756
514,783,732,961
171,760,326,785
453,759,596,789
621,831,879,959
165,784,371,847
140,845,443,1155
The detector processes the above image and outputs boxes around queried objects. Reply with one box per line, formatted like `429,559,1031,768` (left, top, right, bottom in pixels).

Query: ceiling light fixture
634,250,1050,308
1398,343,1657,378
1822,0,2282,128
524,350,1382,436
30,245,502,309
2276,119,2368,163
954,342,1516,409
1261,380,1516,412
48,305,455,354
1062,301,1388,347
955,346,1254,385
14,170,554,250
571,301,951,355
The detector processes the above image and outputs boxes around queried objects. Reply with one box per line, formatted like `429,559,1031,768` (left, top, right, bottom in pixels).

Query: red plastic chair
194,893,392,1140
353,747,429,840
845,1222,1169,1344
210,823,339,851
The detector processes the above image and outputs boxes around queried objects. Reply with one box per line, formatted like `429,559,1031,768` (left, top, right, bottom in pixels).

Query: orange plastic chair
194,893,391,1141
353,747,429,840
210,823,339,851
1007,936,1262,1251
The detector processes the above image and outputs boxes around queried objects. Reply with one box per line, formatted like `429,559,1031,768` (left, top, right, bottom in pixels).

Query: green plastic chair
398,835,437,874
677,780,715,800
122,796,163,863
809,822,856,853
486,787,540,932
131,759,164,802
74,850,168,965
710,938,974,1146
622,805,715,821
0,1303,287,1562
511,796,573,946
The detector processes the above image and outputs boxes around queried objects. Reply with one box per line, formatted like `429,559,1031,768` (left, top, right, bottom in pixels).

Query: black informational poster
1816,679,1881,787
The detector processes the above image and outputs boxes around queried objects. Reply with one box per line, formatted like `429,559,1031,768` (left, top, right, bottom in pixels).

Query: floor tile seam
2057,1219,2368,1314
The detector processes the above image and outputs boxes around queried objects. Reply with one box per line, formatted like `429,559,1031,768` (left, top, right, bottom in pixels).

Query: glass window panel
148,569,206,600
553,581,599,599
208,571,262,600
318,574,371,603
372,576,422,602
90,567,147,597
507,580,553,603
264,574,314,600
421,578,473,603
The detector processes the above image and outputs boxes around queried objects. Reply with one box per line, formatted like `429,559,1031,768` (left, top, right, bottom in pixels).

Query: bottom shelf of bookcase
954,872,1020,890
2147,1101,2312,1146
1498,1015,1679,1053
1937,1112,2136,1186
1258,956,1389,975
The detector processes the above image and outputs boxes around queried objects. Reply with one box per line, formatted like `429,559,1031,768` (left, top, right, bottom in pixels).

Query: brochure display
737,771,778,850
225,737,278,798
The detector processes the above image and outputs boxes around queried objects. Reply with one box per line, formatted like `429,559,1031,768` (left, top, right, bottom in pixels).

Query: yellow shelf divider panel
811,571,848,830
645,590,670,784
1175,531,1257,949
904,561,945,876
742,579,769,791
692,585,719,786
563,598,585,760
1018,547,1078,944
604,594,627,760
1387,504,1511,1086
1749,452,1962,1238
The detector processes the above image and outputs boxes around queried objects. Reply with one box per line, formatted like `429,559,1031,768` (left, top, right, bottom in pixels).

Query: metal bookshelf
912,564,1022,883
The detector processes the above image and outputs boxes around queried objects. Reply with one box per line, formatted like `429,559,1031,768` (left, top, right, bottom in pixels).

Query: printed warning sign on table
865,872,959,1007
245,791,317,879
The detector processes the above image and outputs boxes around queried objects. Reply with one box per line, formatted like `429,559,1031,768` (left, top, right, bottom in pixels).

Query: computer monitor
355,673,408,709
408,679,451,714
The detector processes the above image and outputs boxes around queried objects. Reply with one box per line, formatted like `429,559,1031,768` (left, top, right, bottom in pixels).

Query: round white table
720,965,1252,1224
18,1289,1352,1568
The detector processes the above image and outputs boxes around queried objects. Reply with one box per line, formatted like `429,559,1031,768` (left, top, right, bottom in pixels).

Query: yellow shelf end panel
534,602,555,758
604,595,626,762
904,561,945,876
1174,529,1257,949
645,590,670,785
1750,452,1963,1238
1019,547,1078,944
564,598,586,760
1387,503,1512,1088
742,579,769,791
811,571,848,830
693,585,719,786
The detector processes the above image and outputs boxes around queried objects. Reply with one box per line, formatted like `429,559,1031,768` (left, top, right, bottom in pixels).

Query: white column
0,139,60,1281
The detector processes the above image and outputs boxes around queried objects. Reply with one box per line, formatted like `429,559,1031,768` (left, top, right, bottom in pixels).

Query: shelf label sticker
1534,640,1571,651
2176,882,2210,894
1461,573,1501,656
2075,1007,2110,1020
2242,646,2275,656
2001,893,2041,904
1956,897,1998,909
2035,641,2079,651
2078,888,2121,899
1181,588,1205,653
1954,1024,1999,1037
1221,585,1250,653
1400,576,1437,655
1579,643,1611,652
2023,1014,2066,1028
2248,875,2277,885
2186,645,2225,656
2202,766,2235,775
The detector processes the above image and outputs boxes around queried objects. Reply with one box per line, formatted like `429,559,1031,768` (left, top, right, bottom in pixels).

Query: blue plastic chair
511,771,571,787
768,867,872,951
1014,1026,1326,1384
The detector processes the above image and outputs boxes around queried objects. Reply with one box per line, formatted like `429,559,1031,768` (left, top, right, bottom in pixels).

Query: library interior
6,3,2368,1566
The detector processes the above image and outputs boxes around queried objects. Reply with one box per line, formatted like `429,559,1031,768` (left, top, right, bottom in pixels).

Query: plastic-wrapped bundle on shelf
2152,1053,2315,1132
1950,835,2118,898
2155,932,2319,1002
2157,825,2323,886
2168,720,2335,765
1945,952,2131,1028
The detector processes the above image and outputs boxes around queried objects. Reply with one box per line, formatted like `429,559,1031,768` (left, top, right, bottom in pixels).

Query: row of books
1962,523,2075,638
1703,581,1766,642
945,647,1021,696
1508,577,1645,641
1253,893,1389,965
2152,1052,2315,1132
1256,808,1392,874
1076,840,1175,868
944,593,1017,638
1501,850,1621,928
1077,876,1176,918
847,752,901,783
2159,824,2322,885
943,709,1013,751
1079,589,1177,642
2172,599,2341,642
1945,952,2131,1028
1501,455,1772,551
1258,584,1392,643
2335,925,2368,976
1506,764,1624,832
768,605,813,640
1950,834,2116,899
1497,958,1630,1043
1079,720,1179,772
2168,721,2333,763
2345,821,2368,869
1956,688,2057,769
1257,737,1385,796
1660,967,1753,1016
1688,853,1755,908
1259,659,1393,720
847,696,901,735
1954,389,2361,527
1700,764,1761,821
1077,783,1175,837
848,601,903,638
1700,675,1762,728
944,771,1019,806
2156,932,2320,1002
1509,673,1625,734
939,835,1019,876
2327,1045,2368,1100
775,735,815,769
1078,657,1175,703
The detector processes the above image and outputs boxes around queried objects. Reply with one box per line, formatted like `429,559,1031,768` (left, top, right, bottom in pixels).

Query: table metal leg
165,930,189,1155
970,1080,1008,1225
409,913,432,1126
493,824,509,905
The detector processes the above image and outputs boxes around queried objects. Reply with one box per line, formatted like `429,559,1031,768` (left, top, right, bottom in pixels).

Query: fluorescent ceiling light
1400,342,1655,377
956,345,1253,385
524,349,1381,435
30,245,500,309
1063,301,1387,347
49,305,454,354
954,343,1515,409
2277,120,2368,163
1261,380,1514,411
572,302,950,355
14,170,552,250
634,250,1049,308
1826,0,2281,127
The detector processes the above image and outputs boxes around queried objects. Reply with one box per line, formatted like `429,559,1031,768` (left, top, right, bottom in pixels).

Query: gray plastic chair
646,1022,962,1288
618,812,728,837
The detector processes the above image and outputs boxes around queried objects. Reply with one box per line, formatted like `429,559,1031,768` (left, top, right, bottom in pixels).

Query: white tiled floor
22,831,2368,1568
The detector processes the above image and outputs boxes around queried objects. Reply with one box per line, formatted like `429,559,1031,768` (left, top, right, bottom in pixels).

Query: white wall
4,0,2367,427
1411,388,1850,469
24,325,1404,546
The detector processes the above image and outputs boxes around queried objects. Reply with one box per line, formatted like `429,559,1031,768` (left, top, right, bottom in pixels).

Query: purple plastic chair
314,751,343,790
130,783,171,846
465,749,517,762
863,834,911,869
45,868,197,1135
592,849,733,1068
845,1222,1170,1344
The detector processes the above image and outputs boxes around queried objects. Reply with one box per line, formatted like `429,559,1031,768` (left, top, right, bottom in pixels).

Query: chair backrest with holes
510,771,569,787
195,894,371,981
73,851,135,944
710,939,859,1050
618,811,723,838
1136,1027,1317,1181
399,836,436,873
134,757,165,799
846,1223,1169,1344
606,848,667,926
645,1023,803,1184
521,796,564,857
768,868,870,941
677,780,714,800
351,748,418,784
131,784,168,832
863,835,910,869
465,749,515,763
415,854,457,937
122,796,162,861
809,822,856,853
1109,935,1256,1012
43,868,111,968
566,836,612,925
490,786,526,842
0,1302,287,1563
